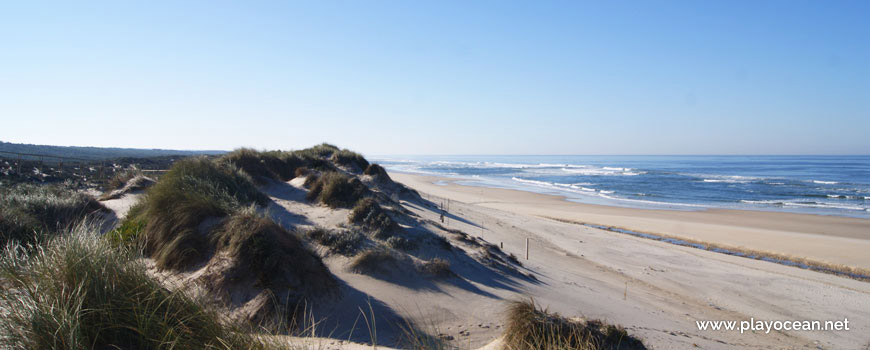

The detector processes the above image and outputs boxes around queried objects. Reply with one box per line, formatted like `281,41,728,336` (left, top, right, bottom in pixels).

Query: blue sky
1,1,868,155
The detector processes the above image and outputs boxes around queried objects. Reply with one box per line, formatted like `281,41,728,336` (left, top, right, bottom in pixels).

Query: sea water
371,155,870,218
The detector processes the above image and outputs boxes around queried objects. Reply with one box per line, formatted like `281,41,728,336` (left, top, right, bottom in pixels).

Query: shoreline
391,172,870,269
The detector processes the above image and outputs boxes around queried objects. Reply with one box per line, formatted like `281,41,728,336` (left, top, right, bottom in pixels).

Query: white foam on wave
429,161,588,169
813,180,838,185
511,177,604,195
561,167,642,176
740,199,866,211
597,193,707,208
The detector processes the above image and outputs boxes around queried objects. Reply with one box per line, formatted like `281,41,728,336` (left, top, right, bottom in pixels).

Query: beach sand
391,173,870,268
385,172,870,349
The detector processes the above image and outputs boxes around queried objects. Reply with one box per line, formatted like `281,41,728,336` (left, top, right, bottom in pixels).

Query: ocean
371,155,870,218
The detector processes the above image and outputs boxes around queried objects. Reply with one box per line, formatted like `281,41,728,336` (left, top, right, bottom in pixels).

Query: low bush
503,299,646,350
307,227,364,256
0,182,106,246
0,225,285,350
140,157,267,270
306,172,368,208
348,197,396,236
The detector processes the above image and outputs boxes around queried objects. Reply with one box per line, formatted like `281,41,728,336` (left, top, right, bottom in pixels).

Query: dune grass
0,224,289,350
106,168,144,191
0,182,106,246
363,163,391,182
420,258,453,278
331,149,369,172
349,248,396,274
306,172,368,208
212,207,337,292
218,148,309,183
138,157,267,270
503,299,646,350
348,197,396,237
306,227,364,256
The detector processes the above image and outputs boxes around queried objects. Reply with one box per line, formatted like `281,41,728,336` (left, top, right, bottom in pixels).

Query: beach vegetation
363,163,391,182
0,182,106,246
306,171,368,208
420,258,453,278
138,157,267,270
503,299,646,350
349,248,396,274
211,207,337,292
348,197,396,236
0,224,288,350
306,227,364,256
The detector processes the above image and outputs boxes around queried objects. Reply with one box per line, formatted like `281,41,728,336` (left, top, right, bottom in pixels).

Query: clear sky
1,1,868,155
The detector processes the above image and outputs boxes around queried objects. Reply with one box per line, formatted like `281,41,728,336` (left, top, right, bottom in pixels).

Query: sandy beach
376,172,870,349
391,173,870,268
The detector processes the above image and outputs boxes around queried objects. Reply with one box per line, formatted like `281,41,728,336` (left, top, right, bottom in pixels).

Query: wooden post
500,242,503,249
525,238,529,260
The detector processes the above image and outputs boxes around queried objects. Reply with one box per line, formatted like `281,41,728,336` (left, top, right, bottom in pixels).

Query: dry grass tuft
139,157,266,270
349,248,397,274
348,197,397,237
503,299,646,350
0,182,107,246
306,171,368,208
0,224,289,350
363,163,391,182
306,227,364,256
211,208,337,292
420,258,454,278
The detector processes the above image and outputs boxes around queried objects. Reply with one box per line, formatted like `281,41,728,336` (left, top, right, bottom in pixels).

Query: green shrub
306,172,368,208
348,197,396,236
211,208,336,292
140,157,267,270
503,299,646,350
0,225,284,350
105,217,145,248
0,183,106,246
